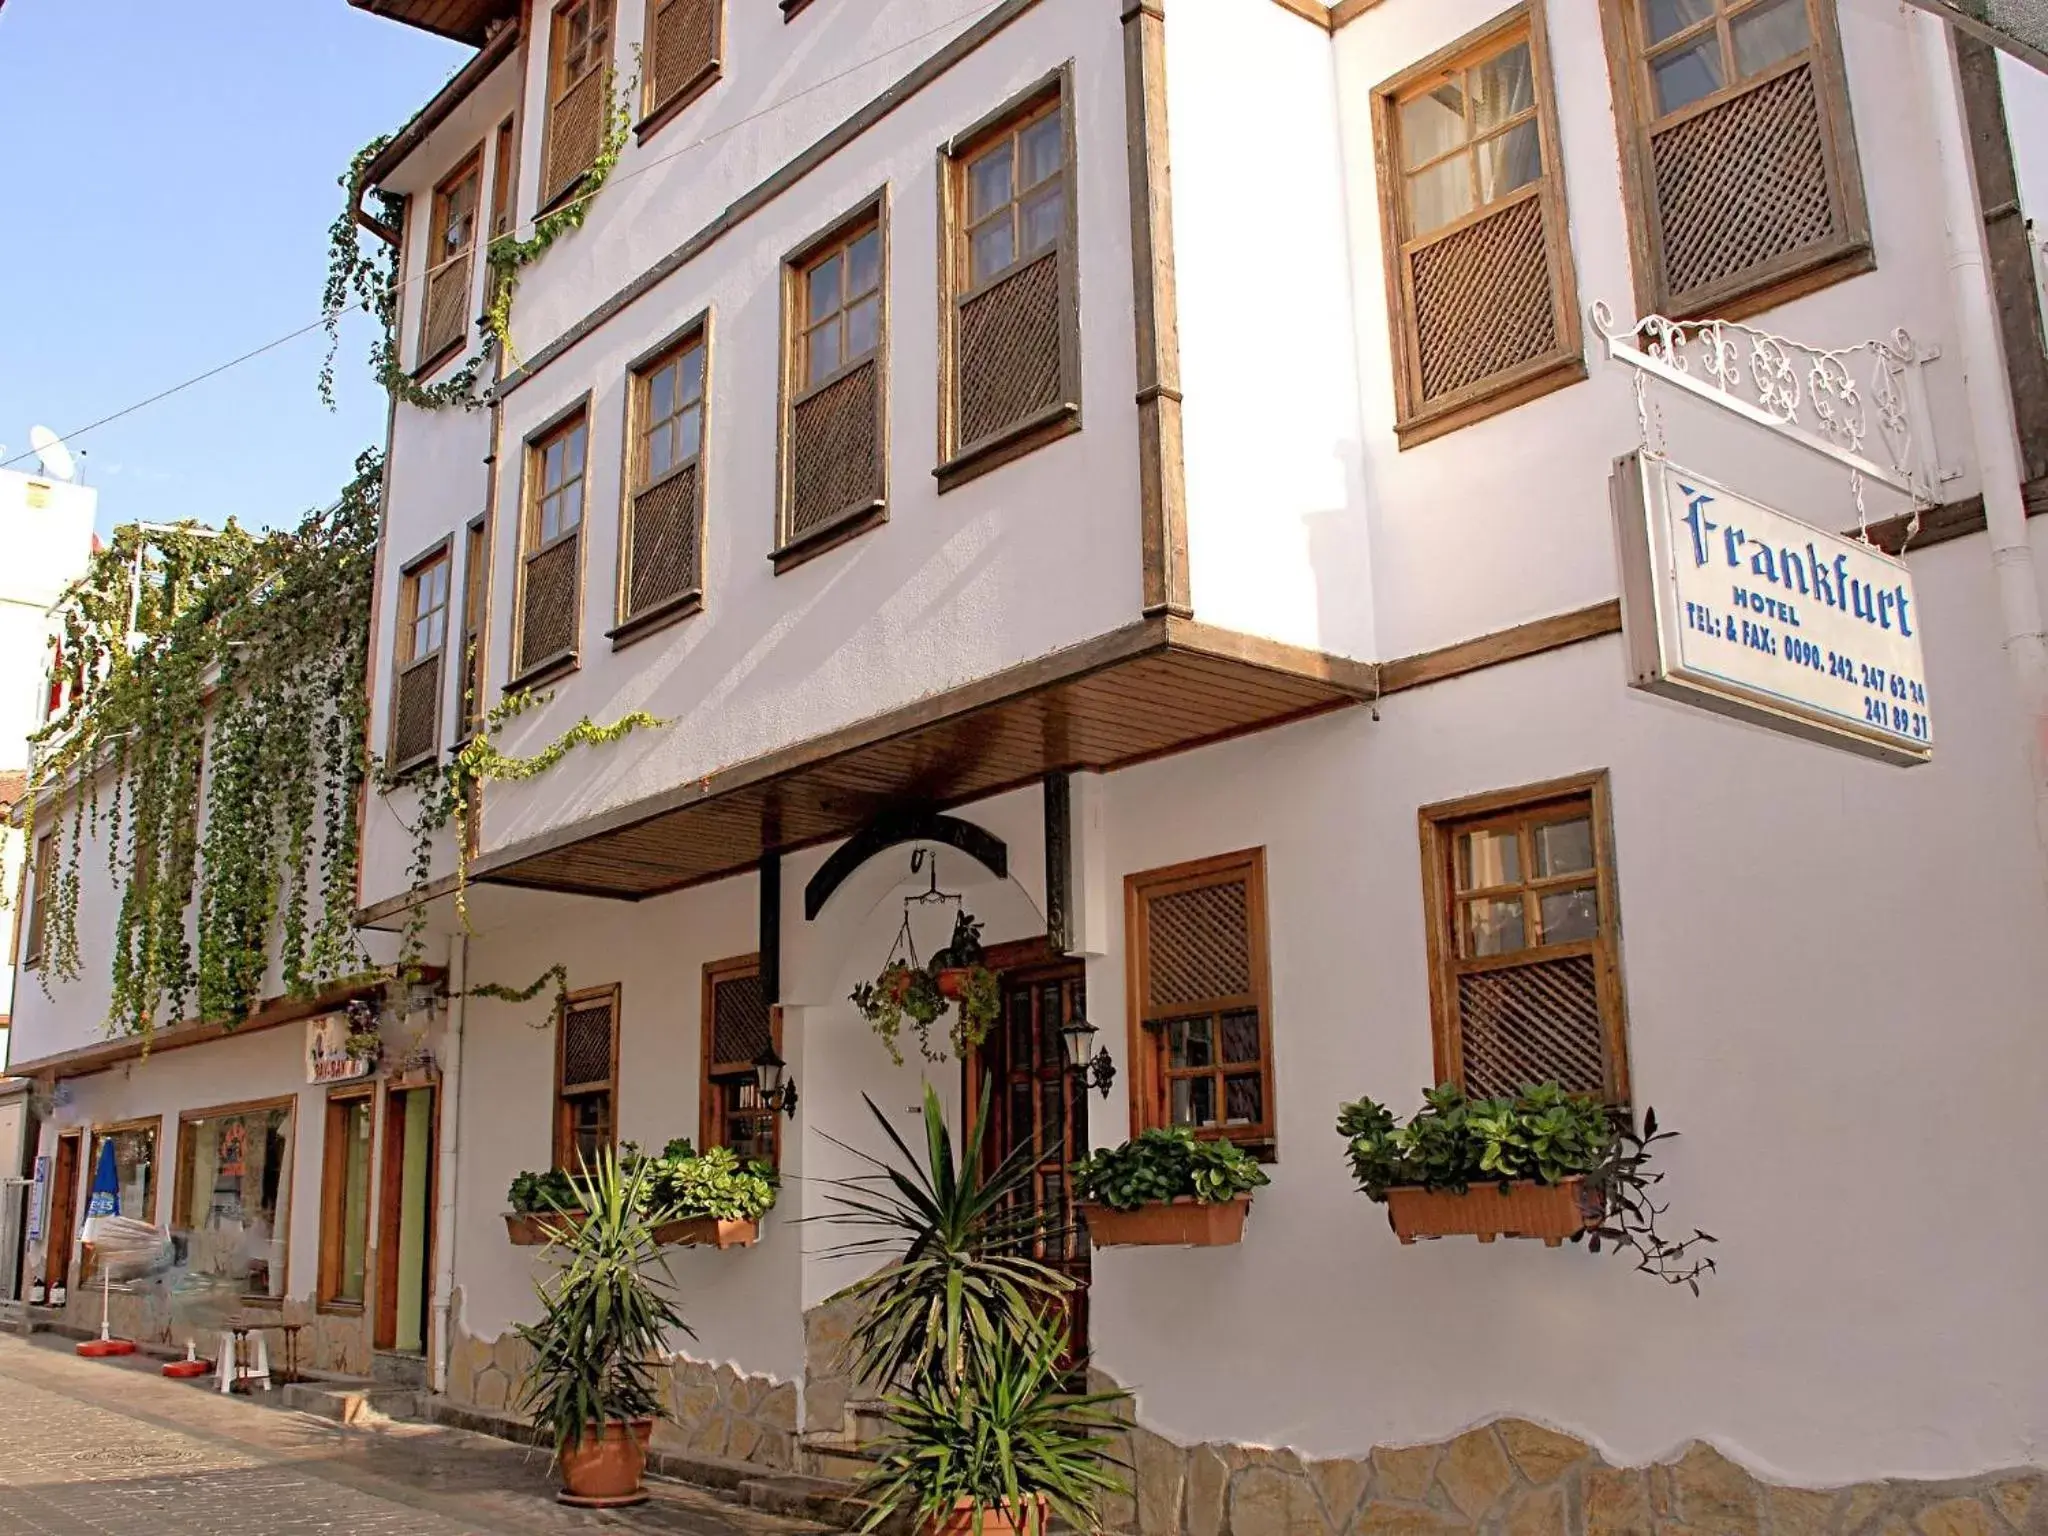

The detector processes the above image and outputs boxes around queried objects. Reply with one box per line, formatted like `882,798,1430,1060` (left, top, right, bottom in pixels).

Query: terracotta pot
925,1494,1052,1536
1382,1177,1601,1248
1080,1195,1252,1248
650,1215,760,1249
557,1419,653,1507
503,1209,585,1246
933,967,971,1001
883,969,917,1004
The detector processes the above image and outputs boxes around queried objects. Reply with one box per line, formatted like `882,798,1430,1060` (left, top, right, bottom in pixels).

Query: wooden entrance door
968,948,1090,1359
374,1086,438,1354
44,1133,80,1298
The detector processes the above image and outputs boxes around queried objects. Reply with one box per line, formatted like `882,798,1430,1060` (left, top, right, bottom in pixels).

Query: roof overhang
447,617,1375,905
360,18,521,195
348,0,517,47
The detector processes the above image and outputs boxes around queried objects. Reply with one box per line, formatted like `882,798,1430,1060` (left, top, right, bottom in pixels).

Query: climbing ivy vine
29,451,384,1038
319,72,635,410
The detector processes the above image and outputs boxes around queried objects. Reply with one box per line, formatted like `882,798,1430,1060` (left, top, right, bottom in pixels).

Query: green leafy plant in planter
508,1167,580,1216
1336,1082,1717,1291
515,1151,691,1506
1072,1127,1269,1211
644,1145,776,1223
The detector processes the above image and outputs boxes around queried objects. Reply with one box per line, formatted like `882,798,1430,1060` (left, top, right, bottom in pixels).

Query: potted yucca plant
822,1086,1129,1536
515,1151,692,1506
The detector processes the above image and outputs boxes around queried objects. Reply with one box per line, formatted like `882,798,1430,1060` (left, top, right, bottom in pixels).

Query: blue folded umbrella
81,1138,119,1244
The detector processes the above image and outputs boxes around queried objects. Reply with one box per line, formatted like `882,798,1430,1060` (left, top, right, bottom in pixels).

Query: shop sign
26,1155,47,1241
306,1012,374,1085
1612,452,1933,765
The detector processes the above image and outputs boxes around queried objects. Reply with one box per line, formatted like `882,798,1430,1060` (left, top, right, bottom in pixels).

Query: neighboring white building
14,0,2048,1525
0,459,95,1060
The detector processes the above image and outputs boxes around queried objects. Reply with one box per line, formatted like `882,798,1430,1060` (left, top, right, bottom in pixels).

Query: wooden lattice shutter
958,252,1063,448
787,360,879,540
1406,195,1559,405
390,653,443,769
1455,954,1606,1099
625,466,699,619
519,535,580,674
646,0,719,119
420,252,471,366
561,993,616,1093
709,967,770,1072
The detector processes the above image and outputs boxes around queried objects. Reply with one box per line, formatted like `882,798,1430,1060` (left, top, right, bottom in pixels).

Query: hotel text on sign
1612,453,1932,765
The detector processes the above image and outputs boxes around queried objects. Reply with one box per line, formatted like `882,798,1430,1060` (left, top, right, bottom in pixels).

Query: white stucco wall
1077,516,2048,1484
362,0,1150,917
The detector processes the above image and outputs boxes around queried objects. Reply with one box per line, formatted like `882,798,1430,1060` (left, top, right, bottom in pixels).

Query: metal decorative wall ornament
1591,300,1947,542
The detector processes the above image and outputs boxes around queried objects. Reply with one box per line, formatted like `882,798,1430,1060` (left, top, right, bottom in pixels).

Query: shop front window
175,1102,295,1300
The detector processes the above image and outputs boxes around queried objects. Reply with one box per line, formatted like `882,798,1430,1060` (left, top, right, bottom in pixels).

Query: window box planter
1382,1177,1599,1247
1080,1195,1252,1248
505,1209,585,1246
650,1215,760,1249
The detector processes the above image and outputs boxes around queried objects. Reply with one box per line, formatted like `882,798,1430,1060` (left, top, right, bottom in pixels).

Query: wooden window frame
1124,848,1277,1154
510,396,593,690
936,68,1082,492
317,1087,377,1313
456,516,490,743
541,0,616,214
82,1115,163,1279
490,114,521,243
1600,0,1870,323
417,148,484,375
773,191,891,573
1418,770,1632,1105
21,831,53,970
1372,6,1584,448
390,538,453,773
172,1096,297,1305
554,983,623,1171
637,0,725,144
699,954,782,1170
613,313,712,644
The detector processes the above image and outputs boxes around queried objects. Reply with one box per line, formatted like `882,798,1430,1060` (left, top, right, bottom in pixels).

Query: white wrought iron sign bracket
1591,300,1944,511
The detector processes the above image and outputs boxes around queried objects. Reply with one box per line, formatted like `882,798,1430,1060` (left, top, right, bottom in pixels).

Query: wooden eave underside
8,968,444,1084
465,618,1374,903
349,0,515,46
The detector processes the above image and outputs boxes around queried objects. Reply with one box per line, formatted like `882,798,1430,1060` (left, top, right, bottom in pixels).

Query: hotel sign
306,1012,375,1085
1612,452,1933,765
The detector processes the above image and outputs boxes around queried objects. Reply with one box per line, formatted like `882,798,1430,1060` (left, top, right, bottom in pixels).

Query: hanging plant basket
851,898,1000,1065
1081,1195,1253,1248
505,1209,585,1246
650,1215,760,1249
1382,1178,1601,1247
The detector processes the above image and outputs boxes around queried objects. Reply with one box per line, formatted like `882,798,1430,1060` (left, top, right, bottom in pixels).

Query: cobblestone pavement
0,1334,828,1535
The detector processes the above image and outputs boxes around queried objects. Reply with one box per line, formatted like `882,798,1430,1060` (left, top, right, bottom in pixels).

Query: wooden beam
9,969,444,1084
1378,602,1623,696
1044,772,1073,955
1264,0,1333,29
759,851,782,1007
1123,0,1192,619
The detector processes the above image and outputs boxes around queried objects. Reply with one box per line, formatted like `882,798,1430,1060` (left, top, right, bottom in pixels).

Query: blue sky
0,1,467,535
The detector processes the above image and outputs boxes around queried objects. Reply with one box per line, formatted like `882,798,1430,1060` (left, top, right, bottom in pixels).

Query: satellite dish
28,426,75,482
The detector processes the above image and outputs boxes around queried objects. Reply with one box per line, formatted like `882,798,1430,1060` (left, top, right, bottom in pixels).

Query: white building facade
162,0,2048,1525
